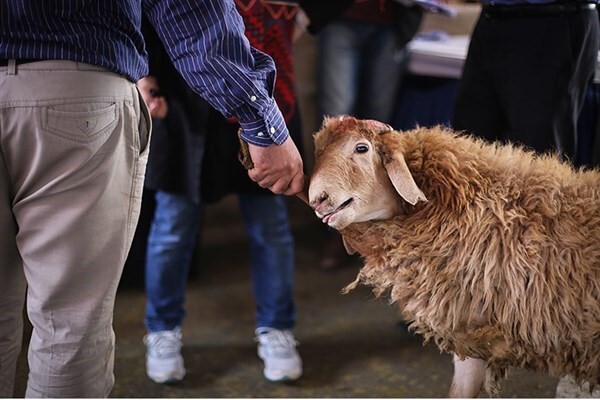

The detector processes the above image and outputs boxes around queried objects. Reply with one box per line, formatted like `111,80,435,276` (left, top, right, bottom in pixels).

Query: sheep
307,116,600,397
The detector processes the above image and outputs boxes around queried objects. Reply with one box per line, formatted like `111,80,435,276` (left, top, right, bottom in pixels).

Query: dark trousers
452,7,599,162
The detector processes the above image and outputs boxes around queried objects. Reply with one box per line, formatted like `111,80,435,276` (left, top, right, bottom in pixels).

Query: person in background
138,0,308,385
0,0,303,397
310,0,423,269
452,0,599,165
316,0,422,123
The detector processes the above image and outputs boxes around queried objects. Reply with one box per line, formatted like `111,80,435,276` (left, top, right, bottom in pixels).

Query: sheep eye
355,144,369,153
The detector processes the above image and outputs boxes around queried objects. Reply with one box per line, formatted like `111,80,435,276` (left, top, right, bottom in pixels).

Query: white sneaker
255,328,302,382
143,326,186,384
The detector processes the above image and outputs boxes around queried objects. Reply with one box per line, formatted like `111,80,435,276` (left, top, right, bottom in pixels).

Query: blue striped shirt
0,0,287,146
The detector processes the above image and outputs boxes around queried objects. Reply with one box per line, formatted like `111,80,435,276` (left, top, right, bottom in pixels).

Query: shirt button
270,127,275,134
257,132,264,136
250,95,257,102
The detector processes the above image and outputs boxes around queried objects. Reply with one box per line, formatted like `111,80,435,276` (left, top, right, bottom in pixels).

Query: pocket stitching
44,103,118,144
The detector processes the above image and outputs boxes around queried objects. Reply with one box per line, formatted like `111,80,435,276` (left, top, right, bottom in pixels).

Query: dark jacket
142,20,209,205
201,107,303,204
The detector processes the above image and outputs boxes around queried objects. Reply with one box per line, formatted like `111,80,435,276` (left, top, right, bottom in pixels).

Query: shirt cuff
239,103,289,147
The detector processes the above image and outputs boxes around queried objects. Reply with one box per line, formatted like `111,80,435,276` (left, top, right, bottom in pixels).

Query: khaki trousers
0,60,150,397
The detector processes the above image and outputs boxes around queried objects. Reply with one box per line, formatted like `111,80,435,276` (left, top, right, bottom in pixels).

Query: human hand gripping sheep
239,132,309,201
246,137,305,196
307,116,600,397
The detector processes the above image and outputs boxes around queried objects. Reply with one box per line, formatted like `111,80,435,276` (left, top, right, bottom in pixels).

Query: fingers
282,172,305,196
246,137,305,196
137,75,168,119
266,177,290,194
146,97,168,119
247,171,305,196
137,76,158,105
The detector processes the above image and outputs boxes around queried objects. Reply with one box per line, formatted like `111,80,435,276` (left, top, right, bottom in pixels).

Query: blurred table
393,34,469,130
407,34,469,79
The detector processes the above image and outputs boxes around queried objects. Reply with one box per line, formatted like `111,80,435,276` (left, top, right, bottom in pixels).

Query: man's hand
137,76,169,119
247,137,305,196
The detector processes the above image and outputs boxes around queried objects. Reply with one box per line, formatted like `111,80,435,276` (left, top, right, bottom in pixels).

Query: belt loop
7,59,16,75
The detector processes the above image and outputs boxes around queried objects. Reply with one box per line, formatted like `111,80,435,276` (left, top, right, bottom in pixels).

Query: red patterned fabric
234,0,299,123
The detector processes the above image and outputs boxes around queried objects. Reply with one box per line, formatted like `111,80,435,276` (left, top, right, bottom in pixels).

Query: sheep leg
449,354,487,398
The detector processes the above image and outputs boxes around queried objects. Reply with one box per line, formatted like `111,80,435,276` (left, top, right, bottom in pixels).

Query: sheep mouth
321,198,354,224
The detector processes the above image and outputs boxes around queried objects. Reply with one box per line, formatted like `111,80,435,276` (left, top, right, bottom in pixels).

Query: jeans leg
238,194,295,330
361,26,406,123
317,21,361,117
145,191,201,333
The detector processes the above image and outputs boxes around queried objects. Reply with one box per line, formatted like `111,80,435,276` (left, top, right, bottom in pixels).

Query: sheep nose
309,192,329,210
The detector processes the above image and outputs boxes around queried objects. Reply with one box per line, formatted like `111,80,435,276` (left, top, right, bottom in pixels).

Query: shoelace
256,330,299,356
144,331,182,357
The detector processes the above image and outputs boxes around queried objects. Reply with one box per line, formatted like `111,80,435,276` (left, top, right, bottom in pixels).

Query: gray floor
14,196,559,398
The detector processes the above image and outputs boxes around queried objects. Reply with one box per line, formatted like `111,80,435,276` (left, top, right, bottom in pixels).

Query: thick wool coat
336,127,600,393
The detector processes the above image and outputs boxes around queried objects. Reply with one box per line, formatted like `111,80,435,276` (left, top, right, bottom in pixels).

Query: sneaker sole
147,371,186,384
263,371,302,382
146,352,186,385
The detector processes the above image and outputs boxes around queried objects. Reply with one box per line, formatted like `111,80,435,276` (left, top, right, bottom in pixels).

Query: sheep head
309,116,427,231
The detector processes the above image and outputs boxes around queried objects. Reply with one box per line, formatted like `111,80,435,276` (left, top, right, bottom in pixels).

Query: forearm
143,0,289,146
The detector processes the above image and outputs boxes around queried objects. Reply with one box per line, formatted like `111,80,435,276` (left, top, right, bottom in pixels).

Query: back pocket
45,102,118,143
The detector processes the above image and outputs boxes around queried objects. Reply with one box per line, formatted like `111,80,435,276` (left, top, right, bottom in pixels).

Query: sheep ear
384,154,428,205
342,236,356,255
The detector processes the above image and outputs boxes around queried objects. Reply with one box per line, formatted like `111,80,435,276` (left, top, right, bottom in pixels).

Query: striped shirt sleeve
143,0,289,146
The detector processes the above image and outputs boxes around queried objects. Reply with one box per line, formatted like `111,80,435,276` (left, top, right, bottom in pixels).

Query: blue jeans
144,190,295,332
317,19,406,123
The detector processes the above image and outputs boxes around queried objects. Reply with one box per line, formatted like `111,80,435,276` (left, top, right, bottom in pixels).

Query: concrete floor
14,196,559,398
